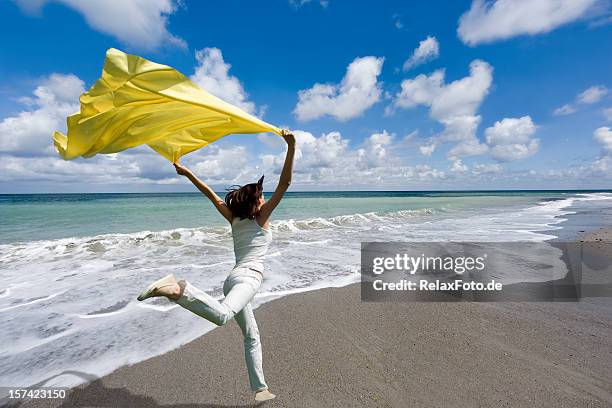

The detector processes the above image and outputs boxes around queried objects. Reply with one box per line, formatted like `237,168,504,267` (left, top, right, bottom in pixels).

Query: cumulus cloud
391,60,493,159
554,85,609,116
260,130,350,185
0,139,258,187
419,143,436,156
448,159,503,176
357,131,394,169
0,73,84,156
590,155,612,173
447,138,488,159
0,73,175,186
262,130,350,183
485,116,539,161
392,61,493,121
0,154,139,184
450,159,468,173
594,126,612,153
458,0,598,46
15,0,186,50
189,145,253,183
289,130,349,171
294,56,384,121
415,165,446,180
190,48,257,115
403,36,440,71
260,130,440,186
0,143,188,186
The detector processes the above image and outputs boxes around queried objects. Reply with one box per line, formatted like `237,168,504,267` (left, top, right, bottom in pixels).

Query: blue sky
0,0,611,192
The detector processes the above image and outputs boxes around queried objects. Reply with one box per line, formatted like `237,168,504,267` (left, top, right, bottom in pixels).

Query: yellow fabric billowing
53,48,282,162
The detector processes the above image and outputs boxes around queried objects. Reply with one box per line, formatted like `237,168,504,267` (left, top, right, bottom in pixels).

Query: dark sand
17,232,612,408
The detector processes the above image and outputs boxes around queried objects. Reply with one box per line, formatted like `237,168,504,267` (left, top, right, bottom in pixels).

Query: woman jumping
137,130,296,402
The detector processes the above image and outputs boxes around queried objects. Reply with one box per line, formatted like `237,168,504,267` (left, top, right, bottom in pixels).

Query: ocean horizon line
2,189,612,196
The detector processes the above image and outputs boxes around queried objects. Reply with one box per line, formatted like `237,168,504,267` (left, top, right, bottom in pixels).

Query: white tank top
231,217,272,273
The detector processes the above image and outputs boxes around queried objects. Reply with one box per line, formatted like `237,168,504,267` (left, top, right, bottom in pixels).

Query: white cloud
403,36,440,71
554,84,609,116
1,140,257,187
591,155,611,173
419,143,436,156
292,130,349,170
485,116,539,161
257,133,286,150
577,85,608,104
392,60,493,121
259,130,436,186
261,130,351,182
15,0,186,50
294,56,384,121
553,104,577,116
0,73,84,156
392,70,444,111
357,130,393,169
594,126,612,153
190,48,257,115
447,138,489,159
415,165,446,180
190,145,252,183
472,163,502,174
391,60,493,159
0,145,188,185
450,159,468,173
0,154,137,183
458,0,598,46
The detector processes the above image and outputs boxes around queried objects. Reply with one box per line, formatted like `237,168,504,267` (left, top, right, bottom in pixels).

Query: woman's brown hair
224,176,264,220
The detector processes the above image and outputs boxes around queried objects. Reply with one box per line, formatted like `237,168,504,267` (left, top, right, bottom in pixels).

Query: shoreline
16,230,612,408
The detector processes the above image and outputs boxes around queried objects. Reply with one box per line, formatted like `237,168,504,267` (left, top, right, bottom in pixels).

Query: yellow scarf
53,48,281,163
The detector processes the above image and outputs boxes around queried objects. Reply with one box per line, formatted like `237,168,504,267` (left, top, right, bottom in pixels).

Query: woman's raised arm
174,162,233,222
258,130,295,224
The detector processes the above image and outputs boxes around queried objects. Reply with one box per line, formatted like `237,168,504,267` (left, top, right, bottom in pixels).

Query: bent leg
174,281,235,326
174,279,258,327
235,303,268,392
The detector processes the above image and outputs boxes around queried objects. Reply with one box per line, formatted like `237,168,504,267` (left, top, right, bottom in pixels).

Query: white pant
173,267,268,392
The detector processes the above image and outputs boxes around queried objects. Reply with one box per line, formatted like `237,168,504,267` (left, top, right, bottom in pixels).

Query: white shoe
137,274,177,301
255,389,276,402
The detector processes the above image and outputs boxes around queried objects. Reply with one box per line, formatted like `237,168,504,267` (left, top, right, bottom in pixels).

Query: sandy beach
14,230,611,408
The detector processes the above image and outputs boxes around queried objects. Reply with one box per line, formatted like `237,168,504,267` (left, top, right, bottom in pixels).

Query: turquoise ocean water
1,190,612,391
